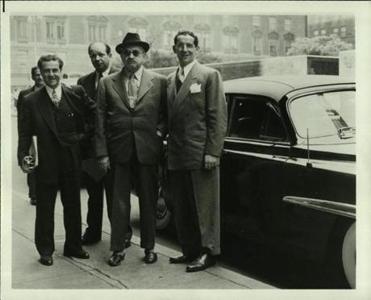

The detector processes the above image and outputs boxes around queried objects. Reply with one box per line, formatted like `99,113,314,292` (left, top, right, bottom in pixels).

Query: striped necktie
51,89,60,107
127,74,138,109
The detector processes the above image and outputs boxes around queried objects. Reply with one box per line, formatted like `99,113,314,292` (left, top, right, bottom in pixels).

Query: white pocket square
190,83,201,93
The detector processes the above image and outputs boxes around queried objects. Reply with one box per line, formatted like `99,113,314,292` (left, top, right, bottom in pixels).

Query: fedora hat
115,32,150,54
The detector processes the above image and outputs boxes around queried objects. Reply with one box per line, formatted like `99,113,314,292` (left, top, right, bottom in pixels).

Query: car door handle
272,155,297,162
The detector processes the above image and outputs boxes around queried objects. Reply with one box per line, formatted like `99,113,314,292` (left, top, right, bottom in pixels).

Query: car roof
223,75,355,101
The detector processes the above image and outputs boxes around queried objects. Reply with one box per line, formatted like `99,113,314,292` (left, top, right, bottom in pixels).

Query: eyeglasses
122,49,142,57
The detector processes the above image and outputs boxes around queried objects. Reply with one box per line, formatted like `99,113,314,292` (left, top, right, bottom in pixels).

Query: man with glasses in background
77,42,132,248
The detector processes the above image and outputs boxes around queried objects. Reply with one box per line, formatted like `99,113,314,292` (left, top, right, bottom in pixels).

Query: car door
220,93,297,246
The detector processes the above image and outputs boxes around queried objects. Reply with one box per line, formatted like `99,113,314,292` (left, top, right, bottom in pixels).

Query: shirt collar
45,84,62,98
97,64,111,78
179,60,197,79
130,66,144,81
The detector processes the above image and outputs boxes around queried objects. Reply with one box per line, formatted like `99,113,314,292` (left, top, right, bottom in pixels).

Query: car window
289,90,355,140
229,95,287,141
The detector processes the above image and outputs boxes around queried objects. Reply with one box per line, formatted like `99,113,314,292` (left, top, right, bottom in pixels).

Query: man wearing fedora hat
95,32,167,266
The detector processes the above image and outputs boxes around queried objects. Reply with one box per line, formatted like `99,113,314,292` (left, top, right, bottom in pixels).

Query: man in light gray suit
167,31,227,272
95,33,167,267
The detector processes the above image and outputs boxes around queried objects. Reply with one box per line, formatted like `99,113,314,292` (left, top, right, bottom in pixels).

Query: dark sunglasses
122,49,142,57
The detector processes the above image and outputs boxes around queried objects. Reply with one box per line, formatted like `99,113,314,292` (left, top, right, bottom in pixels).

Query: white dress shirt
178,60,197,83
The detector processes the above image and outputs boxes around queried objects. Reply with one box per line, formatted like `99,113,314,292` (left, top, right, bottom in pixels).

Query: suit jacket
167,61,227,170
17,85,39,132
17,84,96,184
95,68,167,164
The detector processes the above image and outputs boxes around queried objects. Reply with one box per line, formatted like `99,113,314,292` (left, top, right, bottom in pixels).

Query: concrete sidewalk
11,188,275,290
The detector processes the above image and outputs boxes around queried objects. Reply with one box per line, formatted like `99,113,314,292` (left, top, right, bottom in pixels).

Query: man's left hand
204,154,219,170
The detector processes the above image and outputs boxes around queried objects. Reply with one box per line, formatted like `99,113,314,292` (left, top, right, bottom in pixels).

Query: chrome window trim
283,196,355,219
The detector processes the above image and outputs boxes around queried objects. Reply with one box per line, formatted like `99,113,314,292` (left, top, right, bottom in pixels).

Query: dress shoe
108,251,126,267
144,250,158,264
81,235,101,245
63,249,90,259
30,198,37,206
169,255,197,264
186,253,216,273
39,255,53,266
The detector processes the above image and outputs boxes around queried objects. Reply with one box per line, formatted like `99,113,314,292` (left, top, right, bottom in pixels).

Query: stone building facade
10,14,306,89
307,15,355,47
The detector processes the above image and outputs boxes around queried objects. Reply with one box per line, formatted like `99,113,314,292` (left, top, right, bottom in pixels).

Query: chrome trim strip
224,137,291,148
223,149,355,174
283,196,355,219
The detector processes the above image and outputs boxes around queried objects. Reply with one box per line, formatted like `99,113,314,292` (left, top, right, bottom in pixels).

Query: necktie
51,89,60,107
127,74,138,109
176,68,184,92
96,72,103,89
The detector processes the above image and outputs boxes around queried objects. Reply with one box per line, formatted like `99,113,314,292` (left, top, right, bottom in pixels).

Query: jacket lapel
111,69,131,110
167,72,176,107
37,87,58,136
172,62,200,110
136,69,153,105
62,84,83,117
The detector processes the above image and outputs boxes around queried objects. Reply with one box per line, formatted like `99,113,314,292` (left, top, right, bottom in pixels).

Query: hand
98,156,110,172
21,156,35,173
204,154,219,170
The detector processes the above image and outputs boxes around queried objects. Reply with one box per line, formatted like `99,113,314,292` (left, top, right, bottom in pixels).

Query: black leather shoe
186,253,216,273
39,255,53,266
144,250,158,264
81,235,101,245
108,251,126,267
30,198,37,206
63,249,90,259
169,255,196,264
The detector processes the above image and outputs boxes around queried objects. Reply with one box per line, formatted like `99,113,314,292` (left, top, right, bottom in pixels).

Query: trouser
110,154,158,252
169,168,221,257
83,170,132,241
35,175,82,256
27,172,37,200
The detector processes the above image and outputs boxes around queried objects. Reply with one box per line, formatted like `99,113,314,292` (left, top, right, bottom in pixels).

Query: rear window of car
289,90,355,140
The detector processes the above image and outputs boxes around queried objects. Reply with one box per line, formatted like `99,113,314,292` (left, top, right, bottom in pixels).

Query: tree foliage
287,34,353,56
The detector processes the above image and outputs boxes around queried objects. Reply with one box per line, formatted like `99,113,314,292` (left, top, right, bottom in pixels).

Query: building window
321,29,327,35
313,30,319,36
269,17,277,31
268,32,279,56
162,20,181,49
46,18,66,43
195,23,211,51
333,28,339,35
284,19,292,32
252,16,261,28
283,32,295,55
223,26,239,53
87,16,108,42
16,17,28,41
340,27,347,37
128,17,148,40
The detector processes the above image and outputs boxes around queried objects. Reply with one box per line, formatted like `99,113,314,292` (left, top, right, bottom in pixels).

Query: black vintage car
156,75,355,288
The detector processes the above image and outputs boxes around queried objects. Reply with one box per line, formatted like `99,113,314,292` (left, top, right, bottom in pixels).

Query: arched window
194,23,211,51
268,31,279,56
162,20,181,49
283,32,295,55
223,25,239,54
252,29,263,56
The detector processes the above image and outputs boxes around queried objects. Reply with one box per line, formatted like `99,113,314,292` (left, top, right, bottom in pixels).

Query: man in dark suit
167,31,227,272
18,54,94,266
95,33,167,266
77,42,132,247
17,66,44,206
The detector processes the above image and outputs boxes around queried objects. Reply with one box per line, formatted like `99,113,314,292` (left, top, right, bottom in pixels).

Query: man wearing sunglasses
95,33,167,267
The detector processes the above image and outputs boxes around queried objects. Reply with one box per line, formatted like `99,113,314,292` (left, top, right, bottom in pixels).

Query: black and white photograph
1,1,371,299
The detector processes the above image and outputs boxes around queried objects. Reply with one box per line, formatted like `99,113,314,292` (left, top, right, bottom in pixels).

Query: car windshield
289,90,355,141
